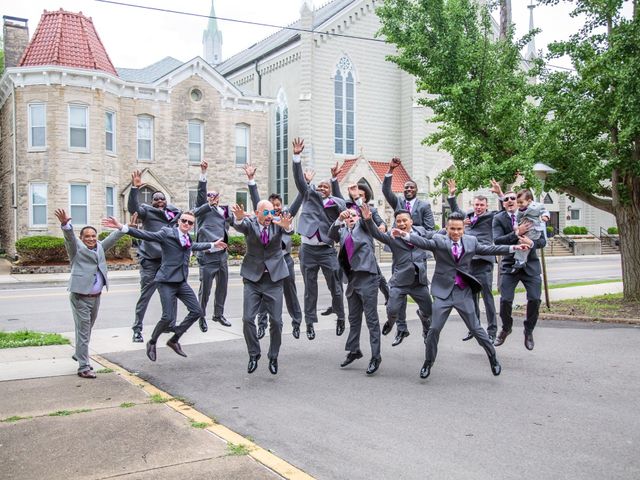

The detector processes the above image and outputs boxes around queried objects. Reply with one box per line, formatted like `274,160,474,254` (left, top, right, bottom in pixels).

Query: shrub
562,226,588,235
98,231,133,259
227,235,246,256
546,225,555,236
291,233,301,247
15,236,67,264
607,226,619,235
434,224,441,231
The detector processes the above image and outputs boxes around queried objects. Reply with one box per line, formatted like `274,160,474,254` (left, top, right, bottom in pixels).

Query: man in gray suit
447,179,502,343
231,202,293,375
363,207,433,347
55,209,124,379
193,160,233,332
492,189,547,350
382,157,436,340
128,170,181,343
243,164,305,340
395,212,528,379
292,138,347,337
103,212,224,362
328,206,382,375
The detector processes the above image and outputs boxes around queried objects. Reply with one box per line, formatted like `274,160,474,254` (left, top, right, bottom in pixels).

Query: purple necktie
261,228,269,246
470,215,478,225
405,200,411,212
510,214,516,228
183,234,191,249
344,232,355,263
165,210,175,221
452,242,467,289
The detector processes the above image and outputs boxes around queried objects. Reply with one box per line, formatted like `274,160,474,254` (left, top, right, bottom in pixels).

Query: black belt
78,292,101,298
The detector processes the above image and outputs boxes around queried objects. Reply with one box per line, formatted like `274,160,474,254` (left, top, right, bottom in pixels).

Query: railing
554,233,576,252
599,227,620,248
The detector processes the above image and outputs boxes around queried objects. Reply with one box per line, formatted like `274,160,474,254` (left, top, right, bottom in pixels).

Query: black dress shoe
524,331,535,351
336,319,345,336
247,354,261,374
340,351,363,367
419,361,432,379
198,318,208,333
269,358,278,375
489,354,502,376
381,320,392,336
489,334,496,345
146,341,157,362
77,370,97,379
292,325,300,339
257,325,266,340
494,329,512,347
166,339,187,357
213,315,232,327
133,331,144,343
366,357,381,375
392,330,410,347
321,306,334,316
462,331,473,342
306,325,316,340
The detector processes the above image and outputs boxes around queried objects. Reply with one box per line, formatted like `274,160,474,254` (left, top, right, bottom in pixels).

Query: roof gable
19,9,117,76
336,157,411,193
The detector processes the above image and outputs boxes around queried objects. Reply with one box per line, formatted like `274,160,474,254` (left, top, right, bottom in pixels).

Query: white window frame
188,120,203,163
570,209,581,221
137,115,154,161
29,183,48,228
105,185,116,217
105,111,116,154
68,104,89,151
235,124,250,166
334,56,356,156
69,183,90,226
28,103,46,150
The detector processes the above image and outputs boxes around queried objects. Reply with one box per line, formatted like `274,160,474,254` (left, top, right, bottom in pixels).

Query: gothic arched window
334,56,355,155
275,90,289,204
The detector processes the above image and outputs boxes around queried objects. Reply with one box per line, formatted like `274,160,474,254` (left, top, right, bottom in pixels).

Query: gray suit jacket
331,179,386,229
493,210,547,276
128,187,181,260
293,157,346,245
248,182,302,255
328,219,379,280
234,217,291,283
408,234,512,299
365,218,432,287
62,226,124,294
126,227,212,283
193,180,234,263
382,174,435,230
448,196,498,263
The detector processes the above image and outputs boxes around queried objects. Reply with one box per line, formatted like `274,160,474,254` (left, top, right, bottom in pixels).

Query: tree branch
560,185,614,214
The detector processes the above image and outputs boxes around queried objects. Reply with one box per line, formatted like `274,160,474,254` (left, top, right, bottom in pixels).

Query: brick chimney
3,16,29,69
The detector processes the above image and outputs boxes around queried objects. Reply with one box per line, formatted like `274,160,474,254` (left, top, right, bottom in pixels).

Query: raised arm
446,178,463,214
382,157,401,209
331,178,344,200
127,170,146,218
364,217,391,245
126,227,167,243
196,161,208,207
292,138,312,196
55,209,78,261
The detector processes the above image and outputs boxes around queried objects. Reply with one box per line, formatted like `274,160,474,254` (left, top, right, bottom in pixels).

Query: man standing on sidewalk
492,190,547,350
193,160,234,332
55,209,124,379
128,171,181,343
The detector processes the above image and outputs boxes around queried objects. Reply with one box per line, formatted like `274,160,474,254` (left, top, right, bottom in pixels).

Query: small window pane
70,185,87,204
30,183,47,226
106,186,115,217
33,206,46,225
70,206,88,225
235,192,248,210
29,104,46,148
105,112,115,152
69,106,87,149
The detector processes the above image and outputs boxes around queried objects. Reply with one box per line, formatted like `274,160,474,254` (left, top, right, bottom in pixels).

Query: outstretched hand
388,157,401,172
200,160,208,174
231,204,245,221
360,203,372,220
128,212,139,227
55,209,71,226
131,170,143,188
390,227,405,238
242,164,257,180
304,168,315,184
101,216,123,230
489,179,503,196
273,212,292,230
330,161,340,178
213,239,227,250
447,178,456,196
292,137,304,155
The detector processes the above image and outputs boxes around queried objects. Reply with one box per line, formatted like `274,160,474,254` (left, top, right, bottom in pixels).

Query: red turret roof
19,9,117,76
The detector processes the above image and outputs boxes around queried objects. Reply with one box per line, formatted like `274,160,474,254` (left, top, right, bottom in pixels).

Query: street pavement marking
93,354,317,480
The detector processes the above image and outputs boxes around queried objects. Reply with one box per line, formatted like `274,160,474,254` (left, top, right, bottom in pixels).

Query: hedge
15,236,67,264
227,235,247,257
98,231,133,259
607,226,619,235
562,226,588,235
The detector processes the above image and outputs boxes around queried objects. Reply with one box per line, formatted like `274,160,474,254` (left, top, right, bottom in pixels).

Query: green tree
377,0,640,301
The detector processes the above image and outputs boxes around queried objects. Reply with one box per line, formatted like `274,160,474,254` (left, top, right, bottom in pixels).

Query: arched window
139,186,156,206
275,89,289,204
334,56,355,155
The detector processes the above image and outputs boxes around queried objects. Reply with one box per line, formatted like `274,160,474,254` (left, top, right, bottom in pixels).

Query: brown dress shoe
524,331,535,351
77,370,96,379
494,329,512,347
166,340,187,357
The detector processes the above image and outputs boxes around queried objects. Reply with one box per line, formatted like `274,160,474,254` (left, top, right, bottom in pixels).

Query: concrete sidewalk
0,343,312,480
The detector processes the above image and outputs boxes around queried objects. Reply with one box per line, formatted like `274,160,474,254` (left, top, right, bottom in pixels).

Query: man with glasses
128,170,181,343
193,161,234,332
492,187,546,350
103,212,226,361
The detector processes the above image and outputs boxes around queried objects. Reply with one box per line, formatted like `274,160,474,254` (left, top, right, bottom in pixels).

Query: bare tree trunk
614,203,640,302
499,0,512,40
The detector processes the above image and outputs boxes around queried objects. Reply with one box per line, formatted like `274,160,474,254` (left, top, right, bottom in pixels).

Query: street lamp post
532,163,557,310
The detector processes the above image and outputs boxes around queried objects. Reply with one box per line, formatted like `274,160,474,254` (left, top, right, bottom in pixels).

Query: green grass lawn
0,330,70,349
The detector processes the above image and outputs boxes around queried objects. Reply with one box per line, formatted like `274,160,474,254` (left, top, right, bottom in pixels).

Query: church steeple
526,0,537,62
203,0,223,66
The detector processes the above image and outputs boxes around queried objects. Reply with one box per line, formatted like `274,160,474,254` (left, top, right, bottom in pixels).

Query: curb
93,354,316,480
537,312,640,325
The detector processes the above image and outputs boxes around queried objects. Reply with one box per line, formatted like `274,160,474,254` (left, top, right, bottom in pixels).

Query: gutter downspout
11,80,18,256
254,59,262,96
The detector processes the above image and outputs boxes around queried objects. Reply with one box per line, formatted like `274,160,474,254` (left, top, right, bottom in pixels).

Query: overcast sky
1,0,617,69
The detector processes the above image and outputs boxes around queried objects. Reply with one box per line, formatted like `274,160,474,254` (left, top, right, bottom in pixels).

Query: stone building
0,9,271,254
